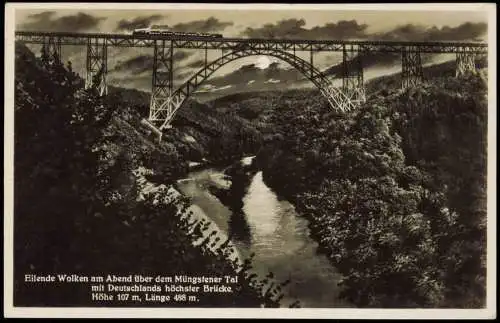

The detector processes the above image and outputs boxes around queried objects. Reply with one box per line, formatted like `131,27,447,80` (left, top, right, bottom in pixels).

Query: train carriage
133,27,222,38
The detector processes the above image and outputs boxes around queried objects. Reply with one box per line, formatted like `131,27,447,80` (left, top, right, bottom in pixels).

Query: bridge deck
14,31,488,54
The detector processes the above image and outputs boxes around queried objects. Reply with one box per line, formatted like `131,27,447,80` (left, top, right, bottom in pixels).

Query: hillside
106,78,264,166
365,56,488,96
185,54,489,308
249,71,488,307
13,42,288,307
205,56,488,124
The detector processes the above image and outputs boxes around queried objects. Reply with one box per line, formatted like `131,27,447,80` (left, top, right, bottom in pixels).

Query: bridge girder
85,37,108,96
15,31,488,55
401,46,424,89
342,44,365,104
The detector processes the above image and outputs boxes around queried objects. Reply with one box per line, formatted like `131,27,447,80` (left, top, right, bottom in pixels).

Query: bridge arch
149,48,355,130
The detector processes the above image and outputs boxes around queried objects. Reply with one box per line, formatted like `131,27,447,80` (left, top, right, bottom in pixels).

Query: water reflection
224,164,254,246
228,210,252,245
176,162,347,308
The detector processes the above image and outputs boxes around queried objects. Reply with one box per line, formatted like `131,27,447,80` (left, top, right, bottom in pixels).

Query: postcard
3,2,496,319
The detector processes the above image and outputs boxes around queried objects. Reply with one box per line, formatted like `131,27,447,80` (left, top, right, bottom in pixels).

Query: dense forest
13,42,292,307
249,70,488,307
106,84,263,167
13,40,488,308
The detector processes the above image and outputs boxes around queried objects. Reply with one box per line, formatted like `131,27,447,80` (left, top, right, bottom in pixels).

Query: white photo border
4,2,497,319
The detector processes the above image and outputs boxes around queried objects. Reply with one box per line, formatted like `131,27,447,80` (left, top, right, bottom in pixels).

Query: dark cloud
242,19,368,40
373,22,488,41
170,16,233,33
177,70,194,80
151,24,170,29
358,53,402,69
242,19,486,42
20,12,106,32
108,74,151,92
186,59,206,69
189,61,305,99
319,22,487,76
173,50,193,61
115,16,231,34
113,55,154,73
374,24,431,41
434,22,488,41
242,19,307,39
309,20,369,39
322,52,436,77
27,11,56,20
205,61,302,88
146,17,232,33
116,15,165,31
113,51,193,74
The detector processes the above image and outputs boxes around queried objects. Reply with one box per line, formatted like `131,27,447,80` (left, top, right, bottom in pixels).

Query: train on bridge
132,26,223,39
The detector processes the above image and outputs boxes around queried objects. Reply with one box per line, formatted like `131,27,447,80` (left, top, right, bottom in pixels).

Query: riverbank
186,153,258,171
135,166,297,307
175,160,348,308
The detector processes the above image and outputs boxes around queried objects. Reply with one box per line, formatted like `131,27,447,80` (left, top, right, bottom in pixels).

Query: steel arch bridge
150,47,356,131
14,31,488,137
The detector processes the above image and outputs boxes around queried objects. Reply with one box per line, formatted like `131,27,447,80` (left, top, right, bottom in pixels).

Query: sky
14,5,490,99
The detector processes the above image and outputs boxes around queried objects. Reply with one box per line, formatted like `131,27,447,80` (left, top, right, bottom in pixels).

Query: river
176,158,348,308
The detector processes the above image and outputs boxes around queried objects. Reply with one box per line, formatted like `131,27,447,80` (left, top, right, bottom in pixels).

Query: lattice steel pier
342,44,365,103
85,37,108,96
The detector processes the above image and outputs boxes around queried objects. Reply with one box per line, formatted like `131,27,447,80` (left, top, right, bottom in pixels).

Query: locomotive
133,26,223,38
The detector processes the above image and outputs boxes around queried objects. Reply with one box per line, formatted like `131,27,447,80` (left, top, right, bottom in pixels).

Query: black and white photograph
3,3,496,319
